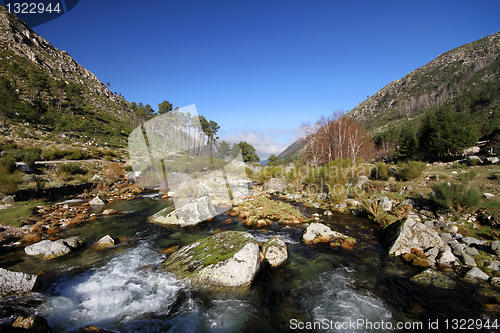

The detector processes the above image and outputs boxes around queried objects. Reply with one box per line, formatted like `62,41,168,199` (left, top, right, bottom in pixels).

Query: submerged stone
162,231,260,288
410,269,456,289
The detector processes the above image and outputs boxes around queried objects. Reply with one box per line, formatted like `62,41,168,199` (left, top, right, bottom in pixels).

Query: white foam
38,242,183,332
299,267,392,332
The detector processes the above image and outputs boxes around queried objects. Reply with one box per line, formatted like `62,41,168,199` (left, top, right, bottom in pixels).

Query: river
1,194,499,332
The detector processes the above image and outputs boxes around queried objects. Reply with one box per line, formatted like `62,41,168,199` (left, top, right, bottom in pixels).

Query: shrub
372,162,391,180
41,148,66,160
0,155,17,173
391,203,412,219
105,162,124,182
0,167,21,195
64,148,89,160
458,169,477,186
431,182,482,212
365,180,386,194
398,161,426,181
22,150,41,168
57,163,86,176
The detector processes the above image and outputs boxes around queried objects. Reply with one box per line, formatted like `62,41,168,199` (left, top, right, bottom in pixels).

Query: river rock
410,269,456,289
24,239,72,260
69,326,118,333
92,235,115,250
461,237,486,247
0,268,39,295
10,315,51,333
491,241,500,256
485,157,499,164
89,195,105,206
2,195,15,203
379,217,449,256
436,248,457,264
460,253,477,267
302,223,348,244
152,196,216,227
162,231,260,288
261,236,288,267
90,174,104,182
353,175,369,189
375,196,392,211
464,267,489,282
15,162,33,173
263,178,287,194
63,236,87,249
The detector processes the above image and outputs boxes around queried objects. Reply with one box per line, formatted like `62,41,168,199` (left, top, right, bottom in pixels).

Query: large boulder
380,217,449,256
162,231,260,288
151,196,216,227
302,223,348,244
0,268,39,295
24,237,86,260
261,236,288,267
263,178,287,194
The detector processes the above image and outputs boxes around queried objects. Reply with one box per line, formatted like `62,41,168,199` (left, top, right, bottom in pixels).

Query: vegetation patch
0,200,47,227
231,195,306,227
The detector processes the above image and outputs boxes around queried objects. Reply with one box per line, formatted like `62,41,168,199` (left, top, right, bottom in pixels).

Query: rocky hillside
0,4,133,147
348,31,500,134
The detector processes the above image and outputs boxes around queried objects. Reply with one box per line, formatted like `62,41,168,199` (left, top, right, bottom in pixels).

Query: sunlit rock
162,231,260,288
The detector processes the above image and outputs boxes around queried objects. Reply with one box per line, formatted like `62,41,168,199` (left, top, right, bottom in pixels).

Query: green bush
41,148,66,160
57,163,87,176
372,162,391,180
22,149,41,168
0,167,21,195
0,155,17,173
431,182,482,212
397,161,426,181
64,148,89,160
458,169,477,186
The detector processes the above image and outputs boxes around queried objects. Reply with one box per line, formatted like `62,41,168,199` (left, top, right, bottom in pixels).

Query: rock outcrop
380,217,449,256
162,231,260,288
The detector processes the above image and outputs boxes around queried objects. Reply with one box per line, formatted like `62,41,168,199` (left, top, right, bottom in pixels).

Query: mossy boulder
161,231,260,288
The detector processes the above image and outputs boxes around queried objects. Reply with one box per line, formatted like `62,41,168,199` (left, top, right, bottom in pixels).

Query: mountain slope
0,4,134,147
348,31,500,135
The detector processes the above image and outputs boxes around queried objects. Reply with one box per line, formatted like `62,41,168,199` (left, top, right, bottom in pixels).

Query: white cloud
219,127,305,160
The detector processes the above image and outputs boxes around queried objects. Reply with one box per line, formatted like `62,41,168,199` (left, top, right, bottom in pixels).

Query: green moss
0,200,48,227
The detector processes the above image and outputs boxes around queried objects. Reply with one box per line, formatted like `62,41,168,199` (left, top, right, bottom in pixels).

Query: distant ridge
277,137,306,161
347,31,500,134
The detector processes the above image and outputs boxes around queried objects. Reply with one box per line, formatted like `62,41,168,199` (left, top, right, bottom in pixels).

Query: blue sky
27,0,500,159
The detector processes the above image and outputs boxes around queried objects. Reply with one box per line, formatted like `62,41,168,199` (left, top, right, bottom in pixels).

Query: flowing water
1,195,500,332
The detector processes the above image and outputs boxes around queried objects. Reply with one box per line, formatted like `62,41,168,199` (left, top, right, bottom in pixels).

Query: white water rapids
36,238,393,333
